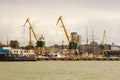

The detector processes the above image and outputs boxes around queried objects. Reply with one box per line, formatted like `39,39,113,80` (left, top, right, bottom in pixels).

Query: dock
36,57,120,61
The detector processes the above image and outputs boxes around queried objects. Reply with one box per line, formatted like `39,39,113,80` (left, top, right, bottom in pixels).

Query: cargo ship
0,47,36,61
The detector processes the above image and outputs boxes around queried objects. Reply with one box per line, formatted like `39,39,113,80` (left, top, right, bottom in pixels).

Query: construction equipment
56,16,79,57
23,18,45,56
23,18,38,47
100,30,106,45
56,16,79,49
56,16,70,42
36,35,46,55
99,30,107,56
36,35,45,47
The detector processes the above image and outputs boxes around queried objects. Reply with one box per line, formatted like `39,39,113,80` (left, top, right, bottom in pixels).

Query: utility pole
7,35,9,46
91,29,97,58
62,40,64,49
62,40,64,54
92,29,95,58
86,27,88,45
85,26,89,54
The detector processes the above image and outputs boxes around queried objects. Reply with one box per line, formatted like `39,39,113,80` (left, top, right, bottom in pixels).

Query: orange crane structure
56,16,79,58
23,18,38,47
99,30,107,56
56,16,70,42
23,18,45,55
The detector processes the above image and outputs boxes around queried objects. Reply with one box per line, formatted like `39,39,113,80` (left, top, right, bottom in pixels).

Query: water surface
0,61,120,80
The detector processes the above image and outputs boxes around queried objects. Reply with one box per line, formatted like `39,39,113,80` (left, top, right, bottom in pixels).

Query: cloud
0,0,120,46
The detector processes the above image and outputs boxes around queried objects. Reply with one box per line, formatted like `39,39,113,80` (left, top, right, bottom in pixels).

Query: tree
0,41,2,47
54,44,60,48
10,40,19,48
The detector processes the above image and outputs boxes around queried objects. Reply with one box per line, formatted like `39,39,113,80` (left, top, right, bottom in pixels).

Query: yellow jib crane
56,16,70,42
56,16,79,58
100,30,106,45
99,30,107,56
23,18,38,47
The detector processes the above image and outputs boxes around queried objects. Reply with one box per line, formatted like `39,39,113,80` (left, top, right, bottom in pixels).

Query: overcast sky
0,0,120,46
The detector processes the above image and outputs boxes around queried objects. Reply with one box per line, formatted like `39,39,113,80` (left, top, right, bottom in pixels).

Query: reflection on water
0,61,120,80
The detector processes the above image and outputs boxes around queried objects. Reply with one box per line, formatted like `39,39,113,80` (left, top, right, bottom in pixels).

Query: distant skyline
0,0,120,46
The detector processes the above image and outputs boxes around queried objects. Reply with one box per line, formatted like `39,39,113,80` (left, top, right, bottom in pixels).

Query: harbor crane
23,18,45,47
56,16,70,42
56,16,79,58
23,18,38,47
99,30,107,56
23,18,45,55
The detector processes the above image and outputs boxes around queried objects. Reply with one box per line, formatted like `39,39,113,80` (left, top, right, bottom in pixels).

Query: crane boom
56,16,70,42
23,18,38,46
56,16,80,57
100,30,106,45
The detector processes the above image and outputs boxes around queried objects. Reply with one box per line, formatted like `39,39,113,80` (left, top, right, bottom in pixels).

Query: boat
0,47,37,61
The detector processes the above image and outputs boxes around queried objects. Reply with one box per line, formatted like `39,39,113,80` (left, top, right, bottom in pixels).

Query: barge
0,47,36,61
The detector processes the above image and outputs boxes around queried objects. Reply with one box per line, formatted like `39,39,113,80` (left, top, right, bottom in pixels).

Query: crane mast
23,18,38,46
56,16,70,42
99,30,107,56
100,30,106,45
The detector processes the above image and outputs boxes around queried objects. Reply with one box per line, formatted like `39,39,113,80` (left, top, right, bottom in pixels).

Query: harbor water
0,61,120,80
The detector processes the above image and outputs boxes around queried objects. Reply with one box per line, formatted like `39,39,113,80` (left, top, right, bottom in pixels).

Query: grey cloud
0,0,120,46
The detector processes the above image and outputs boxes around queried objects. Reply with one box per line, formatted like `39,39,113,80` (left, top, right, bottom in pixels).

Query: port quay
0,17,120,61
